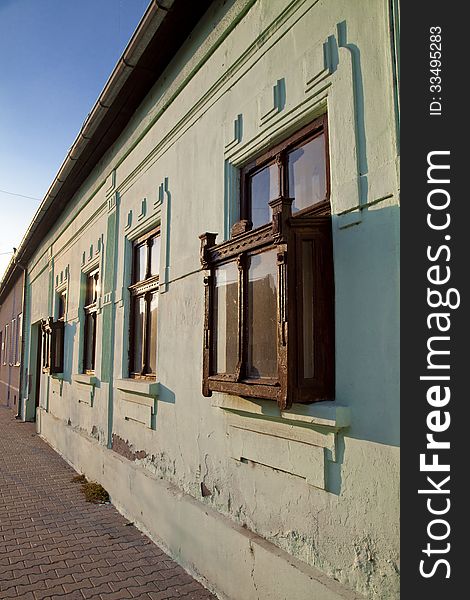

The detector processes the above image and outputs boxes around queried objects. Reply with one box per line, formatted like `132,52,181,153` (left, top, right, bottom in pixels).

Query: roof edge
0,0,177,296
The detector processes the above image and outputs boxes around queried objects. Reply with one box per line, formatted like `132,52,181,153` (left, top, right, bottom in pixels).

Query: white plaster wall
25,1,399,598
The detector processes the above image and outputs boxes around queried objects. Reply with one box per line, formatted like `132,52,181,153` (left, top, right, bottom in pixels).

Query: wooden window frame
200,116,334,410
83,268,99,374
15,313,23,366
41,316,64,375
240,114,330,229
4,324,9,366
128,227,160,380
10,319,16,367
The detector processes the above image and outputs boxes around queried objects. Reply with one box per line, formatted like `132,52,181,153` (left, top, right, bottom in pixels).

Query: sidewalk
0,406,215,600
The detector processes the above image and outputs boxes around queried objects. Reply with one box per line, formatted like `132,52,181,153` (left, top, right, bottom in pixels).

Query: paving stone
0,406,214,599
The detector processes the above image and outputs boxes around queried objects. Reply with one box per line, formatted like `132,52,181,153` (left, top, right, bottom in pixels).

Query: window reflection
147,292,158,374
150,237,161,278
288,133,326,212
132,296,145,374
135,244,147,283
247,250,277,378
213,263,238,374
249,163,278,229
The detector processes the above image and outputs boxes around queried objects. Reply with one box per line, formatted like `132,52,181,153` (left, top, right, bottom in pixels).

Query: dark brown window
52,293,66,373
41,315,64,374
4,323,9,366
10,319,16,367
129,228,160,379
83,269,99,374
15,313,23,366
200,115,334,410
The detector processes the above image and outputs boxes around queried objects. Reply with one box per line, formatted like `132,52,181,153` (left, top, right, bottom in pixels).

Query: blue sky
0,0,149,279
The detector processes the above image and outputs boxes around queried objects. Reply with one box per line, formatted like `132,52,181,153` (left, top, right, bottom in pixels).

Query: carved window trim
200,116,334,410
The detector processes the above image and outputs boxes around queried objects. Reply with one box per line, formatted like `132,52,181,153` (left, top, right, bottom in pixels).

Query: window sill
73,373,99,386
212,395,350,429
218,395,349,491
116,378,159,397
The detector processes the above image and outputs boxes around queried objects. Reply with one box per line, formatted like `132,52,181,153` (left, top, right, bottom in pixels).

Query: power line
0,251,14,256
0,188,42,201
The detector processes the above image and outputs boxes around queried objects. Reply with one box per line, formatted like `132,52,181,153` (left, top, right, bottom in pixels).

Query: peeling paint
111,434,147,461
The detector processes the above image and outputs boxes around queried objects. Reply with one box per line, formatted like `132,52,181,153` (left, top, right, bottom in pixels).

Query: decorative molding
121,396,157,430
207,225,273,263
113,0,322,200
304,38,335,95
105,168,117,197
82,234,104,266
117,385,159,430
73,373,99,386
156,177,171,294
124,214,160,242
116,378,159,396
108,190,119,212
229,425,326,488
103,291,114,306
73,373,98,407
155,177,169,209
259,78,286,127
224,114,243,152
55,266,69,295
137,198,147,222
125,210,132,231
337,20,367,209
226,410,336,458
27,0,323,276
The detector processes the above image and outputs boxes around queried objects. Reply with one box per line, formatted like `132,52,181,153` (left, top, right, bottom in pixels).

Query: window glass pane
302,241,315,378
85,275,93,305
53,325,64,372
84,313,95,372
149,236,161,278
146,292,158,374
5,325,9,364
288,133,326,212
247,250,278,379
17,315,22,364
213,262,238,375
93,273,99,303
86,271,99,305
11,320,16,364
58,293,66,320
134,244,147,283
132,296,145,373
249,163,278,229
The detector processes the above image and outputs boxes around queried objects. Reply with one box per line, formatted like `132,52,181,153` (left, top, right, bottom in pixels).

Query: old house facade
1,1,400,599
0,268,24,413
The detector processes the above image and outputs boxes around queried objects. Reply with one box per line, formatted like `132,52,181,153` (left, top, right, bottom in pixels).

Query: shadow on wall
62,321,77,384
334,204,400,449
158,383,176,405
328,21,369,207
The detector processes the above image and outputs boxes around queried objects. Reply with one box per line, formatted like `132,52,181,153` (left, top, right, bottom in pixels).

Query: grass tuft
71,474,87,484
81,481,110,504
